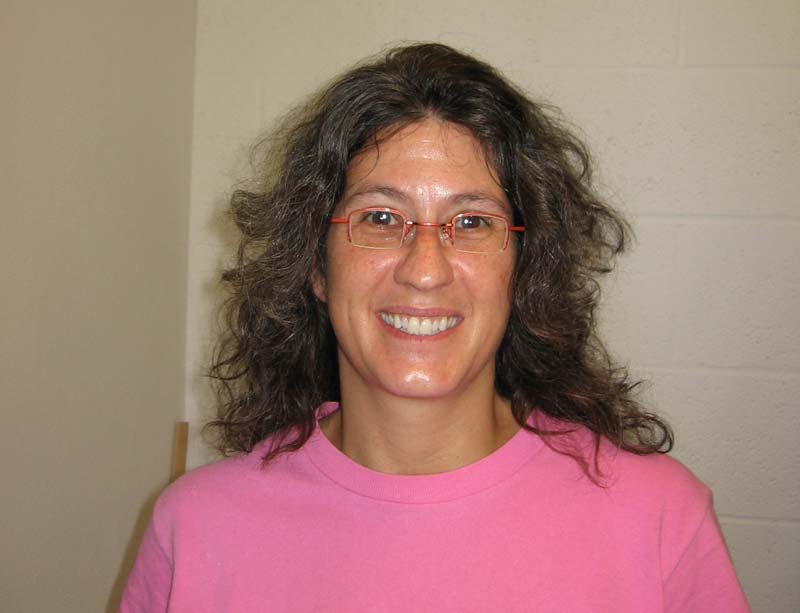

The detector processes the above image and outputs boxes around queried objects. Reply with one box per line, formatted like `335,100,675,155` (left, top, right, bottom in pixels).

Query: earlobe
312,268,327,303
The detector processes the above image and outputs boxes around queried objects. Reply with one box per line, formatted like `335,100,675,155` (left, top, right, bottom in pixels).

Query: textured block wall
186,2,800,610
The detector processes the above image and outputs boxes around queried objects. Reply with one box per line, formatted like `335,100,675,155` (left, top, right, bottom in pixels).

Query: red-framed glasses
329,207,525,253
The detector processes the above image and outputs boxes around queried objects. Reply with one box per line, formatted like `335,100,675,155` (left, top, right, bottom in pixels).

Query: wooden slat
170,421,189,483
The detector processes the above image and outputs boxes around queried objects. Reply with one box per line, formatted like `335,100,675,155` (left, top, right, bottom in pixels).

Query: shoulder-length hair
208,43,672,471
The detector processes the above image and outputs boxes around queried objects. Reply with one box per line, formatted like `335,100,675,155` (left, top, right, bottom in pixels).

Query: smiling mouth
379,313,460,336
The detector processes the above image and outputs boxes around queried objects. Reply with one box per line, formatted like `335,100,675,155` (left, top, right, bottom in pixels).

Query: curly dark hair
208,42,672,472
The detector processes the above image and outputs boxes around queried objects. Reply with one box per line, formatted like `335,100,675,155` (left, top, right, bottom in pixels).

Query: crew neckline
301,402,545,504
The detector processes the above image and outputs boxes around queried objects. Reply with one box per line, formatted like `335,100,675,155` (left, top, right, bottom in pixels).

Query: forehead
340,120,509,214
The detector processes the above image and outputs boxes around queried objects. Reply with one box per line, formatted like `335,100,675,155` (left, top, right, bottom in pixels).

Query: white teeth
419,318,431,335
379,313,460,336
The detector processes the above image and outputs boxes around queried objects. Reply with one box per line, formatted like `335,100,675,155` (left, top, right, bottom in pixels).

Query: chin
378,370,465,400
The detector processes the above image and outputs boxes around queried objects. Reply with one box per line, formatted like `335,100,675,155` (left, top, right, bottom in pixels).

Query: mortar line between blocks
718,515,800,528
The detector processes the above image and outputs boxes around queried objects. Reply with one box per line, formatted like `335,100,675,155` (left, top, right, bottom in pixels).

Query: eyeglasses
329,207,525,253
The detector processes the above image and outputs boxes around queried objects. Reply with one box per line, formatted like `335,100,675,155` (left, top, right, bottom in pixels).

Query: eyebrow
450,192,508,210
343,185,509,212
344,185,411,204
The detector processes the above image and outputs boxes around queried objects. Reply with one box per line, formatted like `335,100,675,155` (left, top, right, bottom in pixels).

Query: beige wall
0,2,196,611
185,2,799,612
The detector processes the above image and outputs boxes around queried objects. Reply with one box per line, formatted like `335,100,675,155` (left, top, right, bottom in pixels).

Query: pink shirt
121,404,749,612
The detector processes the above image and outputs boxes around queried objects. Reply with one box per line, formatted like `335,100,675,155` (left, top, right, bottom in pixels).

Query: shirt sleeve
118,497,174,613
663,497,750,613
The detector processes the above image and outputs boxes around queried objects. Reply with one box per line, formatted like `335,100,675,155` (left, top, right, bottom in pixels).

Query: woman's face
316,119,516,401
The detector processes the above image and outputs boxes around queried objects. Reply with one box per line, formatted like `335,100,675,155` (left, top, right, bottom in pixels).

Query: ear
311,267,327,303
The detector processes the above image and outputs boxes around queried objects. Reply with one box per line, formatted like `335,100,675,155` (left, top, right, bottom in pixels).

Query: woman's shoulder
154,439,299,522
613,442,706,489
153,455,247,519
593,441,713,522
533,412,710,506
608,444,707,490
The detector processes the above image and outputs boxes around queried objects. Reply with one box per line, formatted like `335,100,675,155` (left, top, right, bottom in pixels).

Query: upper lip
378,306,463,318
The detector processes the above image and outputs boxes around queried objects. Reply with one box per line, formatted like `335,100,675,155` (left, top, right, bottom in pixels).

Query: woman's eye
362,210,400,226
455,215,491,230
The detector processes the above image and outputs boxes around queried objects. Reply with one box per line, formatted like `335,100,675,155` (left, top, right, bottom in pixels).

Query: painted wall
0,2,196,611
185,2,799,612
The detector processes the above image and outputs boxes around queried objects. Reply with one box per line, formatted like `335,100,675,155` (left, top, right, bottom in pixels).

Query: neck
320,369,519,475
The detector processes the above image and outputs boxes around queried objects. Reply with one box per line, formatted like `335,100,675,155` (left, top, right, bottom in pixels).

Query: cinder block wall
186,2,800,611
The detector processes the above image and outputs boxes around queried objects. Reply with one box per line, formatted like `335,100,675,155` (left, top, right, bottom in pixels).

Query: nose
393,224,454,290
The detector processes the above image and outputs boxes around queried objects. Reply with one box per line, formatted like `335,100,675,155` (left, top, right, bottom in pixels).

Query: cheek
323,240,360,301
465,258,514,303
498,254,516,302
330,246,399,287
324,252,397,322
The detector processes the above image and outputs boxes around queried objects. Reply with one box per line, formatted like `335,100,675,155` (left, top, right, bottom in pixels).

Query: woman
121,44,748,611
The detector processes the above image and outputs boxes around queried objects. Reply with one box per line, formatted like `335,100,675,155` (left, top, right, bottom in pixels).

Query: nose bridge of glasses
406,220,452,246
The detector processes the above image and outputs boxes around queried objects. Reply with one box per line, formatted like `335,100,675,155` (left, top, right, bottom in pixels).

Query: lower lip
377,315,461,341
